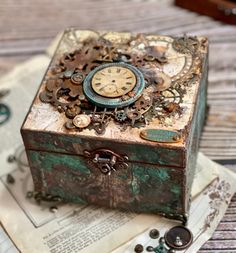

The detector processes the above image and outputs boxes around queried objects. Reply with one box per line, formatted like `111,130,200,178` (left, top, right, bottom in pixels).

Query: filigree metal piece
39,33,202,135
172,35,200,55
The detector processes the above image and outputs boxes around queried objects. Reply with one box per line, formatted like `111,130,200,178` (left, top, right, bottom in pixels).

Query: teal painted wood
22,130,186,167
27,150,184,217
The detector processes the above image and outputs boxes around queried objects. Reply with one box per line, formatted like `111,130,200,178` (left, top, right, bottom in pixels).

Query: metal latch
84,148,129,175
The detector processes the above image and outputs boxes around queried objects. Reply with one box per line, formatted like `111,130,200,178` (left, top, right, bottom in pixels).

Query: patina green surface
140,129,181,143
28,150,183,216
22,130,186,167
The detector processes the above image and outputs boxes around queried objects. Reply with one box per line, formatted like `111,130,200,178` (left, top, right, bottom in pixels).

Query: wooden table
0,0,235,252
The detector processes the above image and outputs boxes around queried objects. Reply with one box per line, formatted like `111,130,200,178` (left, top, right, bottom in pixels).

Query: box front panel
22,130,186,168
27,150,184,218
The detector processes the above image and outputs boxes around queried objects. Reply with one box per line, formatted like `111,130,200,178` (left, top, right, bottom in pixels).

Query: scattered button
6,174,15,184
149,228,160,239
164,226,193,250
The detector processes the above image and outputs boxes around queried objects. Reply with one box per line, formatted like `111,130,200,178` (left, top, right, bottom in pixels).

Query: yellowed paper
113,153,236,253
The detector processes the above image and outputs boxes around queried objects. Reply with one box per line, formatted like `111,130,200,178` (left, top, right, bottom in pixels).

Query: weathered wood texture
0,0,235,251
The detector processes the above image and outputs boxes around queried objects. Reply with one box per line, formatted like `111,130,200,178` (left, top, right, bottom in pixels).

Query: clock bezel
83,62,145,108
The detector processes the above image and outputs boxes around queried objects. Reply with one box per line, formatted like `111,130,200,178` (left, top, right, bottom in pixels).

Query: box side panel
184,53,208,213
26,150,185,220
21,129,186,168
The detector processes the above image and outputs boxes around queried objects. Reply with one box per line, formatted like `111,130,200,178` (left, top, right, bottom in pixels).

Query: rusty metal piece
65,120,76,130
173,35,200,55
127,109,142,126
164,102,180,113
114,110,127,122
72,114,91,128
133,95,153,113
65,106,81,119
38,32,201,134
71,71,85,84
145,45,168,63
154,72,172,91
39,90,53,103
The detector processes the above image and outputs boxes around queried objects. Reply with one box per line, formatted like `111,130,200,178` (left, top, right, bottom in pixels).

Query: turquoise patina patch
140,129,181,143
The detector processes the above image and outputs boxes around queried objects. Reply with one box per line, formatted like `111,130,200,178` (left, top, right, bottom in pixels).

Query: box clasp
83,148,129,175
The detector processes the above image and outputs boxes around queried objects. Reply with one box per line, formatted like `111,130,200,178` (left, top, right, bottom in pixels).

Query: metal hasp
84,148,129,175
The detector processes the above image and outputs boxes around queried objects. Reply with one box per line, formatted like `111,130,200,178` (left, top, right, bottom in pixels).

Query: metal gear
114,110,127,122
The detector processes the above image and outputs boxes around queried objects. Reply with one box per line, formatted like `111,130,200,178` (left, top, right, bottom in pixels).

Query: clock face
83,62,145,108
91,66,136,98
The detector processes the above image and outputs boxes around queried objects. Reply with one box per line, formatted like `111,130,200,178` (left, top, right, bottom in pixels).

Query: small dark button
146,246,154,252
134,244,144,253
149,228,160,239
164,226,193,250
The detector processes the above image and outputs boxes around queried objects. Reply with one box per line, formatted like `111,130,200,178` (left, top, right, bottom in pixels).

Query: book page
0,224,19,253
113,153,236,253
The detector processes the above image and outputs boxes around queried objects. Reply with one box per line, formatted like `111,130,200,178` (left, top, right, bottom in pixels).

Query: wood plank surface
0,0,235,252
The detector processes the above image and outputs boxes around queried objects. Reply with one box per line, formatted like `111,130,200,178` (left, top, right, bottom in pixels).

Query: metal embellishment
134,226,193,253
38,32,202,134
84,148,129,175
140,129,182,143
164,226,193,251
72,114,91,128
83,62,145,108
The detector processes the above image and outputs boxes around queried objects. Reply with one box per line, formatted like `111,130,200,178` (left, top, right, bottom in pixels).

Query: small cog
114,110,127,122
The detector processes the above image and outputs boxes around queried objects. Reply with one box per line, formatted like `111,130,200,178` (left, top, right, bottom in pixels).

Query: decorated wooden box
21,29,208,224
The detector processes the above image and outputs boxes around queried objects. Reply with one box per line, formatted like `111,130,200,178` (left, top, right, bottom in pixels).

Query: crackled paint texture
28,150,183,216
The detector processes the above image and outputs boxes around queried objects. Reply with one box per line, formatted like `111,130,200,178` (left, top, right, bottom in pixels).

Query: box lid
21,30,208,167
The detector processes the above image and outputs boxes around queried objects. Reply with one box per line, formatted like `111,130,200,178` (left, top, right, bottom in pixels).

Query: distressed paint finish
185,55,208,212
22,129,186,167
21,31,209,223
27,150,184,216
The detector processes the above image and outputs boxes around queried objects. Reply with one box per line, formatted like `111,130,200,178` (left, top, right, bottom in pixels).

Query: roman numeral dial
91,66,137,98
